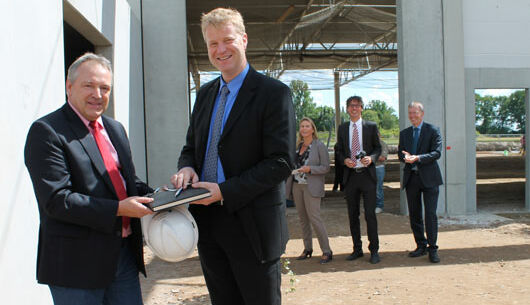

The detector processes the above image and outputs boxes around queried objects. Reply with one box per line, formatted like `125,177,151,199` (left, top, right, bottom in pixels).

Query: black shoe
319,251,333,264
296,249,313,260
370,252,381,264
428,249,440,263
408,246,427,257
346,251,364,261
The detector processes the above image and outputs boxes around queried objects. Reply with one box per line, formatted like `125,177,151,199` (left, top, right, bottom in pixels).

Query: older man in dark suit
24,53,154,304
398,101,443,263
336,96,381,264
171,7,295,305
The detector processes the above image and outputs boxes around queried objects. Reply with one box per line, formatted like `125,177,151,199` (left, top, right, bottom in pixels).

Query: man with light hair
25,52,154,304
171,7,296,305
398,101,443,263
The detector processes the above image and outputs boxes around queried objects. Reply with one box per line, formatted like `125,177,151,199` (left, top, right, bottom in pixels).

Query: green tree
474,92,524,134
364,100,399,130
475,94,501,134
313,106,335,132
362,109,380,126
499,90,526,133
289,80,317,123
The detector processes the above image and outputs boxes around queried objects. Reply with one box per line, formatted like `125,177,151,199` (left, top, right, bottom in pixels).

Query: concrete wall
442,0,468,215
1,1,65,304
463,0,530,68
142,0,190,187
397,0,530,215
465,68,530,211
0,1,148,303
397,0,446,215
463,0,530,212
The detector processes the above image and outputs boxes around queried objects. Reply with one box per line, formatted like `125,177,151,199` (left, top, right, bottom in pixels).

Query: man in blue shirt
398,101,443,263
171,7,296,305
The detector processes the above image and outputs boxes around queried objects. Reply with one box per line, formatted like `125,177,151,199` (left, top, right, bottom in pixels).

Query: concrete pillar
334,71,341,139
526,89,530,211
142,0,189,187
127,0,148,180
397,0,446,215
442,0,469,215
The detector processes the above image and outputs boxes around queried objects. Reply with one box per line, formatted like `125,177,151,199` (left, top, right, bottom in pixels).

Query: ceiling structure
186,0,397,89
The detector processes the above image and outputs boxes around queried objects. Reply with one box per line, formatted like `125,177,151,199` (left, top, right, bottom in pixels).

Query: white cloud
476,89,519,97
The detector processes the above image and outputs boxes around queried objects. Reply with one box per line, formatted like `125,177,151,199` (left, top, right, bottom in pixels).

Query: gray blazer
286,139,330,199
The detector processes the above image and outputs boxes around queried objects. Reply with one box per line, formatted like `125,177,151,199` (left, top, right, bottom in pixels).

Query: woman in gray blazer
286,117,332,264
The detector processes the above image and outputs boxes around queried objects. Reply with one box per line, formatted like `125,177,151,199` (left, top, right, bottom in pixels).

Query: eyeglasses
348,104,362,108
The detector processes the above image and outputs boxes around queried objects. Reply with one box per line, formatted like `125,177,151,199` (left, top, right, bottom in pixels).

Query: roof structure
186,0,397,88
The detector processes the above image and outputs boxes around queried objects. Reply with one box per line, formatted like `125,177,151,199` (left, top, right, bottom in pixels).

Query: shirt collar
414,120,424,130
219,64,250,94
350,118,363,128
67,100,103,130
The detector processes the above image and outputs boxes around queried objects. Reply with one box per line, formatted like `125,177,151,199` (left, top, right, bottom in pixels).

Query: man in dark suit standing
398,101,443,263
170,7,295,305
336,96,381,264
24,53,154,305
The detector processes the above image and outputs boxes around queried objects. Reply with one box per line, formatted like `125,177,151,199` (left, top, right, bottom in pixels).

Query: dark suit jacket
336,119,381,184
178,66,296,262
398,122,443,189
24,103,151,289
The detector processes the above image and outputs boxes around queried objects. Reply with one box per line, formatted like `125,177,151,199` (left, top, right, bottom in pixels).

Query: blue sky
280,70,399,114
192,71,519,116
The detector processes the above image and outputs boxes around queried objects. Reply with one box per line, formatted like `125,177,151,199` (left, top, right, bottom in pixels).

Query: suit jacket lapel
342,123,351,157
197,80,221,160
404,127,412,152
362,121,369,149
416,124,427,153
103,117,135,194
62,104,116,196
221,68,257,139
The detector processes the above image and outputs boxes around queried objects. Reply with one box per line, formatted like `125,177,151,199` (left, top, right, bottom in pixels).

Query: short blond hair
201,7,246,39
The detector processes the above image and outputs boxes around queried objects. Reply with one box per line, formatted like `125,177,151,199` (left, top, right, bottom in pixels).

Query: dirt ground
140,153,530,305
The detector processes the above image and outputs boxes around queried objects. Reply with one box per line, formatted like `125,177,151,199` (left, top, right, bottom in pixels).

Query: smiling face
66,60,112,121
299,120,315,140
347,99,363,122
408,105,424,127
204,22,248,82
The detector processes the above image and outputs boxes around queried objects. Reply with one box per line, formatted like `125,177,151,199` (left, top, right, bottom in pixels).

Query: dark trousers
196,206,281,305
344,169,379,253
49,239,142,305
405,172,439,249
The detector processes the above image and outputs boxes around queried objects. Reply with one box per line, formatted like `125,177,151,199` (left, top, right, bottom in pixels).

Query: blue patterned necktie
411,127,419,155
203,85,230,182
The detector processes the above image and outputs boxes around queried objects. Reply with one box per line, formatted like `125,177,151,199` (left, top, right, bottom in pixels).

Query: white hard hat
141,205,198,262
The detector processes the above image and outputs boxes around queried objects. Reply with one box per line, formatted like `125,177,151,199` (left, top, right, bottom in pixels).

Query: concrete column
442,0,469,215
127,0,148,180
334,71,341,139
2,1,64,304
142,0,189,186
397,0,446,215
526,89,530,211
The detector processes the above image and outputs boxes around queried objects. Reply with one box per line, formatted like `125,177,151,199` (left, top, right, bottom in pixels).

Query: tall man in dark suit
336,96,381,264
24,53,154,305
170,8,295,305
398,101,443,263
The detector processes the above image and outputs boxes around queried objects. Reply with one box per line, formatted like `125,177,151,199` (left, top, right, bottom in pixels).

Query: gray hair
408,101,424,112
67,52,112,83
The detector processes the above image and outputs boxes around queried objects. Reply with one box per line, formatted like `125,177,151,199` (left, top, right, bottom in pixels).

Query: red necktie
89,121,130,236
351,123,360,167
